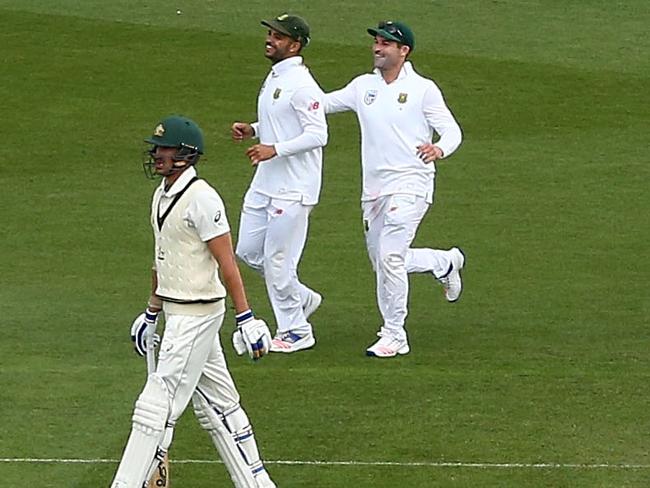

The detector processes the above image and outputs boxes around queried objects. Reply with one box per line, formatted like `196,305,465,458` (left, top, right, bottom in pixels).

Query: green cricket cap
367,20,415,51
261,13,311,47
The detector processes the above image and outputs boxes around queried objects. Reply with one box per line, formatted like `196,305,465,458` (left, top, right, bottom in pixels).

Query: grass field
1,1,649,487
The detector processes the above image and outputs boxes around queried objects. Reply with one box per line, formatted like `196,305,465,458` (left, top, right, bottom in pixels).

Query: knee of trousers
378,251,406,274
235,243,264,272
263,250,296,297
132,373,171,437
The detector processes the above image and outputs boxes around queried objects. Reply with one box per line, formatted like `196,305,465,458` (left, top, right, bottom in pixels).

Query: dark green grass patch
1,2,649,487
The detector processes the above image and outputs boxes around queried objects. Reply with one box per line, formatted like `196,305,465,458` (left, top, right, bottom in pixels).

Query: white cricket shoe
438,247,465,302
303,290,322,319
270,331,316,353
366,329,410,358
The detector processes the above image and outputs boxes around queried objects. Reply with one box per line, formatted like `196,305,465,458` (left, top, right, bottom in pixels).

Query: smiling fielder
323,21,465,358
232,14,328,354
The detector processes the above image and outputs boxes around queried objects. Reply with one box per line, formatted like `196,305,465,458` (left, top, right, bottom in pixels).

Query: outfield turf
1,1,649,486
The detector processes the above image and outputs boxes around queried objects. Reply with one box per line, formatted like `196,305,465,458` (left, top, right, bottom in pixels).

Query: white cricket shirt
323,61,462,203
249,56,328,205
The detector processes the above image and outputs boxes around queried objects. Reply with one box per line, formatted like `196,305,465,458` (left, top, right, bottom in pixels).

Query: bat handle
145,340,156,374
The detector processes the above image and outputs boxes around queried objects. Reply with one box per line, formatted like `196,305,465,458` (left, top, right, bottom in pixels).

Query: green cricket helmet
143,115,204,178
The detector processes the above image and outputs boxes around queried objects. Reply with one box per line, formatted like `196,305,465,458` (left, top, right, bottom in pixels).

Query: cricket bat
146,331,170,488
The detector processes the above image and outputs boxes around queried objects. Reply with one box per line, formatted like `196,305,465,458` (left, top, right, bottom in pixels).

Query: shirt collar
399,61,413,79
161,166,198,197
271,56,303,77
374,61,412,81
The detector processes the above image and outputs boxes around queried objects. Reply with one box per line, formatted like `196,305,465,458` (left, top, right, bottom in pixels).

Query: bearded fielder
111,115,276,487
232,13,327,353
323,21,465,358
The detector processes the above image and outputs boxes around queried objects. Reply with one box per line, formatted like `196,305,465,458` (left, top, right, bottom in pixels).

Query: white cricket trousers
157,308,240,426
112,307,272,488
363,194,455,340
236,190,315,335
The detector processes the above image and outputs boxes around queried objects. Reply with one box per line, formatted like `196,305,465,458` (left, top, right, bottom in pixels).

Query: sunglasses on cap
378,21,403,38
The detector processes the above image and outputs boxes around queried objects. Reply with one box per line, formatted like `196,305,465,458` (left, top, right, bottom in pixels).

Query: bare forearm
207,233,250,314
148,268,162,312
220,254,250,314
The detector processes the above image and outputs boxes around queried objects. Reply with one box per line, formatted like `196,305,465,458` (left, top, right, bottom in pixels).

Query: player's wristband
144,308,159,322
235,309,254,326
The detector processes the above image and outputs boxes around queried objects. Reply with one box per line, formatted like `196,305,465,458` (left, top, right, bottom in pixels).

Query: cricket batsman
111,115,276,487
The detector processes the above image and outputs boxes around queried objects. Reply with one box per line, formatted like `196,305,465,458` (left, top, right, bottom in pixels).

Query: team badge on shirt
398,93,408,104
364,90,378,105
273,88,282,99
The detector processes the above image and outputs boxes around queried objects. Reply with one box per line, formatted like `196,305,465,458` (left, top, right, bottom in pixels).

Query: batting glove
130,309,160,357
232,310,271,360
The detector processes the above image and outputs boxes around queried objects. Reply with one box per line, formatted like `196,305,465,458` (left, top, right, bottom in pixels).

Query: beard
373,55,388,70
265,43,290,63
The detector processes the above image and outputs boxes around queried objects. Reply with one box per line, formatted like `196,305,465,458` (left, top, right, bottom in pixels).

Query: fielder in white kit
323,21,465,358
232,14,328,353
111,115,276,487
